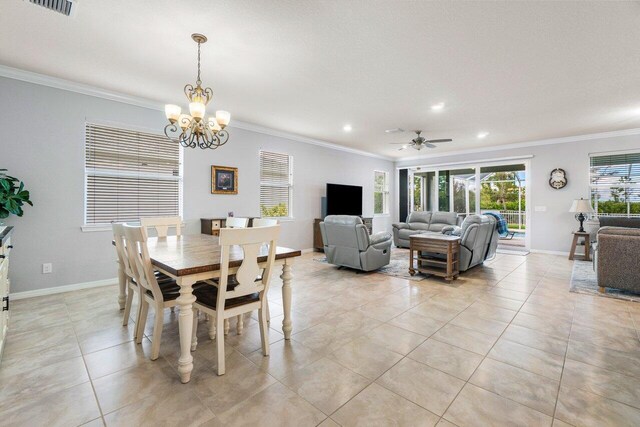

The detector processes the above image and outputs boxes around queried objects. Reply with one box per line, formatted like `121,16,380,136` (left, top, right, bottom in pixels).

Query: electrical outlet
42,263,53,274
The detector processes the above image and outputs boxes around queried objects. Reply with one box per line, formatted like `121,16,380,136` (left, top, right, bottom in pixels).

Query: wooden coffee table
409,234,461,281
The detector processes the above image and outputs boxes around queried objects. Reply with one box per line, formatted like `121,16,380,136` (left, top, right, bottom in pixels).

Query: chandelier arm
184,84,195,102
215,130,229,147
164,123,179,141
203,87,213,105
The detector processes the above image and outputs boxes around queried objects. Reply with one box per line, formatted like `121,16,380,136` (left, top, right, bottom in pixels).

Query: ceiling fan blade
425,143,437,149
390,142,410,145
398,146,407,151
425,139,452,143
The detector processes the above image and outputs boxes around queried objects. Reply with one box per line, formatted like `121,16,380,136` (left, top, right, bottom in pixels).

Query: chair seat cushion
398,229,425,240
370,231,392,245
146,280,207,301
193,286,260,311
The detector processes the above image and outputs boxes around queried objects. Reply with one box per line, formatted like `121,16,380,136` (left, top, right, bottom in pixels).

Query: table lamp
569,198,595,232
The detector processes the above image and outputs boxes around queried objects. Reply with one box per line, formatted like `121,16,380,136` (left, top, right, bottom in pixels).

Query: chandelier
164,34,231,149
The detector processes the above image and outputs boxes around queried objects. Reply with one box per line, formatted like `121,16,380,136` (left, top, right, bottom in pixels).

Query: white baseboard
10,278,118,300
529,249,570,256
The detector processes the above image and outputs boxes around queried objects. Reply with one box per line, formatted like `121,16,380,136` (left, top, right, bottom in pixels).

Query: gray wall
395,134,640,253
0,77,393,294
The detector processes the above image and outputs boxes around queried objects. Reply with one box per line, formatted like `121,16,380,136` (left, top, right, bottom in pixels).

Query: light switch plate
534,206,547,212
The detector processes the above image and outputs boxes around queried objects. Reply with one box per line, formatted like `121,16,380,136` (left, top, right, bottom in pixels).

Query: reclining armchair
320,215,392,271
442,214,498,271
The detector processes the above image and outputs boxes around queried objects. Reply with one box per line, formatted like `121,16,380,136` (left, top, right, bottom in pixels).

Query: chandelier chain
196,40,202,86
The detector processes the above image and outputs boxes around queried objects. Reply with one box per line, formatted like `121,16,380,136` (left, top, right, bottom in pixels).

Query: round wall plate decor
549,168,567,189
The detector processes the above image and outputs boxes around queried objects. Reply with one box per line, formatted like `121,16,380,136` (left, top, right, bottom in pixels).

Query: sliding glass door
408,160,529,250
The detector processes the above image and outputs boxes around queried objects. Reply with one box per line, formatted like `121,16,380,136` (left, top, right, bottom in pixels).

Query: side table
569,231,591,261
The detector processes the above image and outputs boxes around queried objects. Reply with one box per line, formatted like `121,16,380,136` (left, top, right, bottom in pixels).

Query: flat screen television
326,183,363,216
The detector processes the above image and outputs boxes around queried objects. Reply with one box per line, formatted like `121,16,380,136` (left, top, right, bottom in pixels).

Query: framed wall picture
211,165,238,194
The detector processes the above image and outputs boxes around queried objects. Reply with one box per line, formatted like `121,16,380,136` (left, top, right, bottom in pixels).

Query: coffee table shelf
409,234,461,281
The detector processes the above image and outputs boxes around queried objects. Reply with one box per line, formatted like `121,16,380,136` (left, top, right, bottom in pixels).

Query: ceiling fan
392,130,452,151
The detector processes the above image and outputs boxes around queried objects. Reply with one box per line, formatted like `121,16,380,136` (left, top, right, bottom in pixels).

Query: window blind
259,151,292,218
85,123,181,225
589,152,640,217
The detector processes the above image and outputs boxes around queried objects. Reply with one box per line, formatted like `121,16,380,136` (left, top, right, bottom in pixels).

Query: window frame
374,170,390,216
259,150,294,219
82,121,183,232
589,149,640,219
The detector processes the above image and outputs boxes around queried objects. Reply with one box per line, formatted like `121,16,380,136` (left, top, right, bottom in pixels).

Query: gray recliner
441,214,498,271
320,215,392,271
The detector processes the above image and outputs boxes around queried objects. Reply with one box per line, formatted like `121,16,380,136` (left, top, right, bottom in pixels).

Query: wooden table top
130,234,301,277
410,233,461,242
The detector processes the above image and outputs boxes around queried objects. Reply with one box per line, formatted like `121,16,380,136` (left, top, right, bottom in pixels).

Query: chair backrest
140,216,182,237
226,217,249,228
123,224,163,301
253,218,278,227
112,223,136,280
217,225,280,305
460,215,498,264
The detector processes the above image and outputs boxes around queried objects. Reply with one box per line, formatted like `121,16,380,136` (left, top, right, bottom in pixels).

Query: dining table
115,233,302,383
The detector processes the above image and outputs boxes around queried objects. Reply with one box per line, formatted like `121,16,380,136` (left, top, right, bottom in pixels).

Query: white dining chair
141,216,182,237
252,218,278,227
112,223,138,330
192,225,280,375
225,217,249,228
123,224,204,360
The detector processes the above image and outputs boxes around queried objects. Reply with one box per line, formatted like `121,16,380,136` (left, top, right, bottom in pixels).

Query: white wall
395,134,640,254
0,76,393,294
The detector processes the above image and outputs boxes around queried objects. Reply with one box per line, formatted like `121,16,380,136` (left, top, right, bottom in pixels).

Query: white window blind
590,152,640,217
374,170,389,215
85,123,182,225
260,151,293,218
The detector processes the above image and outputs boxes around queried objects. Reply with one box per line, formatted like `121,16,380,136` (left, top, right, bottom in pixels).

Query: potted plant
0,169,33,232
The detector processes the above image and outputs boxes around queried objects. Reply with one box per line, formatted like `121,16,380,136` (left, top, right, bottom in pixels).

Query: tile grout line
65,299,107,425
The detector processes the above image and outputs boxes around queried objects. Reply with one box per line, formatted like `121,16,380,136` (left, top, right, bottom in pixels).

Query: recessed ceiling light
477,132,489,139
343,124,352,132
431,103,445,111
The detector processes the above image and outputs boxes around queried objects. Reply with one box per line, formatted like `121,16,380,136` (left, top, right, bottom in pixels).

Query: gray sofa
320,215,392,271
392,211,459,248
442,215,499,271
592,217,640,294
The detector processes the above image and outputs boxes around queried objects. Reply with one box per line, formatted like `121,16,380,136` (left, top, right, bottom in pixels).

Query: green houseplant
0,169,33,220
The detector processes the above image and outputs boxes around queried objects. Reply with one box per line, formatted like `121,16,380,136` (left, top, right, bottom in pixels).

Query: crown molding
395,127,640,164
0,64,393,161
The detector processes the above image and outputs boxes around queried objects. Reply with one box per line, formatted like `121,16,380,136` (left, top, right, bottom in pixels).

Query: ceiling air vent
28,0,77,17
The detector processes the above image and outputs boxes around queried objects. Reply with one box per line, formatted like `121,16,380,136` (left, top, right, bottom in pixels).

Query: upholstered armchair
320,215,392,271
442,214,498,271
595,226,640,294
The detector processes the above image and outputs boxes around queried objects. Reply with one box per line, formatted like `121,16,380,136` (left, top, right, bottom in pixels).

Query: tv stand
313,217,372,251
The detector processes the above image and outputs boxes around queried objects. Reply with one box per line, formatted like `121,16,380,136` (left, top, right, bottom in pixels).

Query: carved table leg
117,261,126,310
281,258,293,339
176,278,196,383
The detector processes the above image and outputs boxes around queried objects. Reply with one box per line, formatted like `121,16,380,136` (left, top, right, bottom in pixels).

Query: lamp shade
569,198,595,213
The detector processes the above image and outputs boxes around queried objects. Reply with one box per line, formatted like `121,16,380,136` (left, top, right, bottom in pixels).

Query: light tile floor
2,251,640,426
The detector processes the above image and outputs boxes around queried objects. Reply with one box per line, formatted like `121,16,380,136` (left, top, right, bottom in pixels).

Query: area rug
569,260,640,302
314,248,426,281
